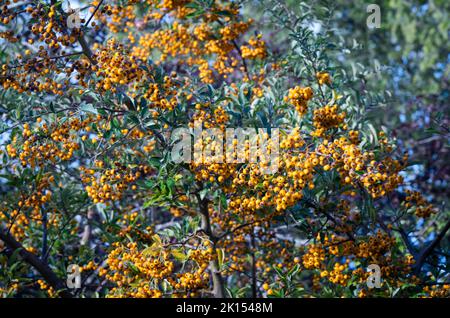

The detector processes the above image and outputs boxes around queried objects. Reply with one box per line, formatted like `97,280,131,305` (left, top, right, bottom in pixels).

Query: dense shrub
0,0,448,298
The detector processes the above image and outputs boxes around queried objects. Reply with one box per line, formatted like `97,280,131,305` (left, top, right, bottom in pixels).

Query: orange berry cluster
422,284,450,298
403,190,436,218
284,86,314,116
37,279,56,297
312,105,346,137
101,235,214,298
302,242,326,269
241,35,267,60
0,174,61,242
354,232,395,261
0,2,91,95
81,163,152,205
298,230,417,292
7,118,92,168
317,137,405,198
94,39,145,92
323,262,349,286
316,72,331,85
100,241,169,298
127,2,261,83
143,75,179,112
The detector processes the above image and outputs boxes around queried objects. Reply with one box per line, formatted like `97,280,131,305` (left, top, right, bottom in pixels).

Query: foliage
0,0,448,298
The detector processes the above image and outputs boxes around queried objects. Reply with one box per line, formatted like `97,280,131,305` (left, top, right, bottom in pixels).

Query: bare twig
84,0,104,28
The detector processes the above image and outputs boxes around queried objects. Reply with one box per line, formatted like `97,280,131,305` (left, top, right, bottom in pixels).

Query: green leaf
199,189,208,200
171,248,188,262
79,103,98,115
217,248,225,270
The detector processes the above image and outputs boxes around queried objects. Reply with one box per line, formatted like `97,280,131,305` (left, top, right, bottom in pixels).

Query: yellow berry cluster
302,243,326,269
7,117,92,168
143,75,179,112
241,35,267,60
101,235,214,298
128,3,261,83
312,105,346,137
316,72,331,85
100,241,169,298
0,2,92,95
403,190,436,218
322,262,349,286
81,163,152,205
422,284,450,298
0,174,60,241
37,279,56,297
317,137,404,198
355,232,394,261
94,39,145,92
284,86,314,116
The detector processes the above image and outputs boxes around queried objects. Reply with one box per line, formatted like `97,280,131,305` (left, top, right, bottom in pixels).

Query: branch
217,221,256,241
216,19,250,79
250,231,257,298
84,0,104,29
0,228,73,298
414,219,450,274
77,34,97,65
80,207,95,246
52,0,97,65
394,227,418,258
196,191,226,298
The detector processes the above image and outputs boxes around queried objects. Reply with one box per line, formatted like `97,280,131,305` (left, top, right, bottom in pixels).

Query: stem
196,193,226,298
77,34,97,65
216,19,250,80
414,219,450,274
52,0,97,65
84,0,104,28
0,228,72,298
42,208,48,261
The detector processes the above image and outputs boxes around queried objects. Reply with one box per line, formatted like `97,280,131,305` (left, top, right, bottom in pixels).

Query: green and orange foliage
100,228,215,298
6,117,94,168
402,190,436,219
0,0,266,99
81,162,153,204
0,0,448,299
